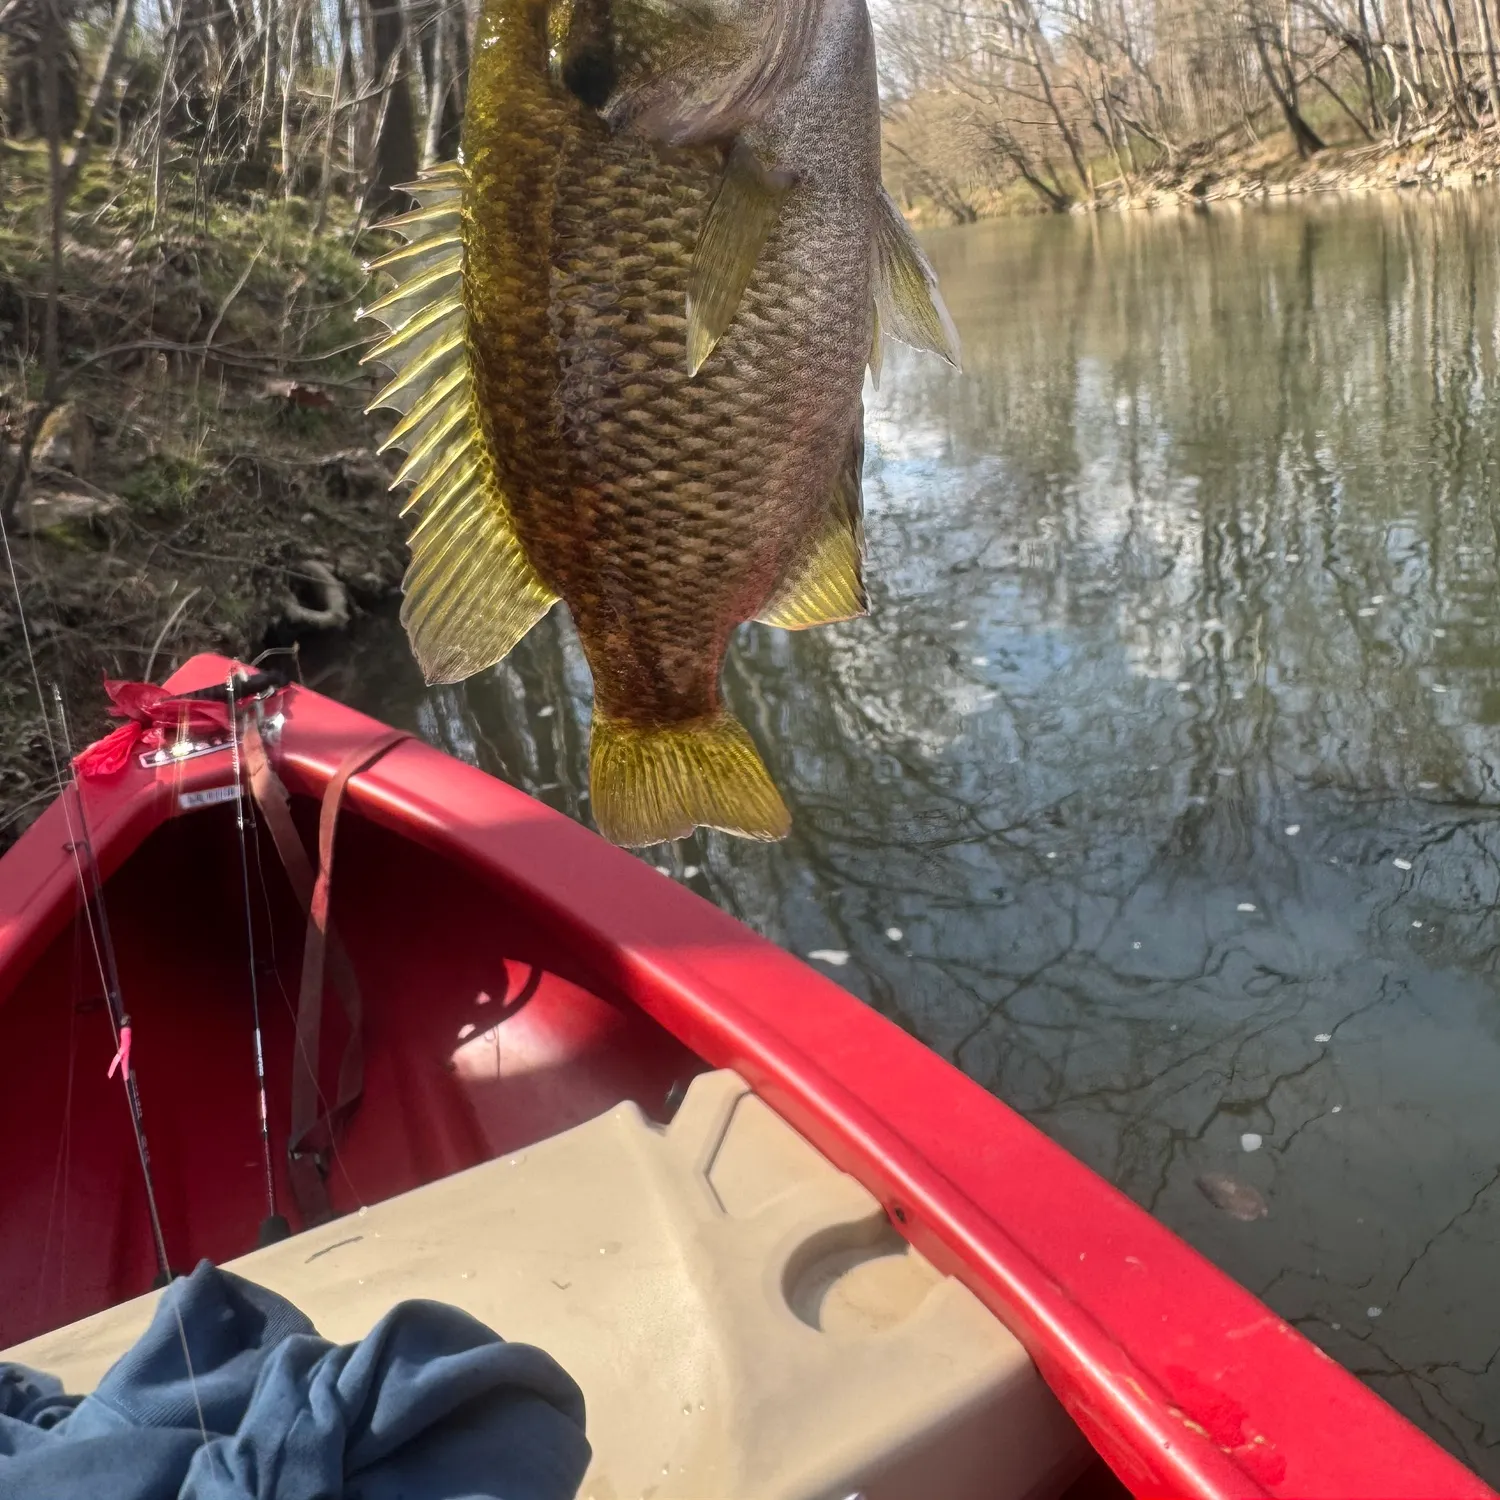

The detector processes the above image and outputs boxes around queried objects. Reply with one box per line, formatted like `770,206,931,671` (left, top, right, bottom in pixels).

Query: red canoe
0,653,1488,1500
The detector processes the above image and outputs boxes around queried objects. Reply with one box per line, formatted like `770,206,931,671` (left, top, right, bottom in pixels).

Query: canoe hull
0,655,1487,1500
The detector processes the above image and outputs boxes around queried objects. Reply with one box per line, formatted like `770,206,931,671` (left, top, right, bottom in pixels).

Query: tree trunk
1249,23,1326,156
444,0,467,139
250,0,278,154
313,0,351,227
62,0,133,191
1311,72,1375,139
1016,0,1094,202
365,0,418,215
149,0,185,218
1,0,78,138
1402,0,1430,101
1353,0,1385,128
420,0,446,167
279,0,305,192
1472,0,1500,125
1429,0,1474,126
40,0,63,399
0,0,67,528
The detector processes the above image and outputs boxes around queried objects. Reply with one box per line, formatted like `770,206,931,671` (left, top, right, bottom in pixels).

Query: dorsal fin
362,163,557,684
755,413,866,630
872,187,961,369
687,142,794,377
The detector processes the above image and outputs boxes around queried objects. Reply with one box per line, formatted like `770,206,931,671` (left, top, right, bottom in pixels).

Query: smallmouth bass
363,0,958,846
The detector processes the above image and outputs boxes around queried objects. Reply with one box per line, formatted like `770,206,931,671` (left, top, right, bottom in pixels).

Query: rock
1196,1173,1269,1221
20,485,121,535
33,404,93,478
263,378,335,410
318,448,389,498
282,559,350,632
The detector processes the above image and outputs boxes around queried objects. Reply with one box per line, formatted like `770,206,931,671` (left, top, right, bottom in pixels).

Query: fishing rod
225,672,290,1248
0,476,178,1296
52,689,173,1285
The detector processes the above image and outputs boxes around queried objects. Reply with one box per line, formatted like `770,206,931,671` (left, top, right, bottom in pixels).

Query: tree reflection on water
314,192,1500,1478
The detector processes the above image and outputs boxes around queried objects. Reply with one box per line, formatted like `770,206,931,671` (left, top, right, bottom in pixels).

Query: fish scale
362,0,959,845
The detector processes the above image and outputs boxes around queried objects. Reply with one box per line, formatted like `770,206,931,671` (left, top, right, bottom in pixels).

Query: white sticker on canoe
179,784,241,811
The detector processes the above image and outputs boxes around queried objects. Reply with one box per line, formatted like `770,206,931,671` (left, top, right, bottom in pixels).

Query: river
312,195,1500,1479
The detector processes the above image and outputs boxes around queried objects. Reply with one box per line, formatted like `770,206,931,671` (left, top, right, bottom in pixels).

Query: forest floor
0,144,407,845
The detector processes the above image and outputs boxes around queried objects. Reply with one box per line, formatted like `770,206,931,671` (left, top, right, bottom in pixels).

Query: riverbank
1099,121,1500,212
0,146,406,844
901,121,1500,225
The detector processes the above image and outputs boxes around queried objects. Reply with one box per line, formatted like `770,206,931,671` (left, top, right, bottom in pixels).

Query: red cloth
74,679,230,780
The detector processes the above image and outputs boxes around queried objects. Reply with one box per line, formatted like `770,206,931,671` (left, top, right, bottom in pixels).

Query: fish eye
563,43,618,108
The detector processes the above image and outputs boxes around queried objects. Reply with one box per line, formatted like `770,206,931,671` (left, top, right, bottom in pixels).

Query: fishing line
0,489,173,1281
0,465,208,1444
35,907,83,1327
226,673,288,1245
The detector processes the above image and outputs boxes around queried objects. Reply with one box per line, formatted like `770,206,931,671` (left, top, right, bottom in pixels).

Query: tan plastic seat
6,1070,1086,1500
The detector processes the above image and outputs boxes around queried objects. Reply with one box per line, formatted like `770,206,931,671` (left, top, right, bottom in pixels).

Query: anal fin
756,417,867,630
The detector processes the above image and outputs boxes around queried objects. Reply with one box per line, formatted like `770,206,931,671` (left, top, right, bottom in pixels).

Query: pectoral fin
363,163,558,684
687,143,794,376
872,186,961,368
756,417,866,630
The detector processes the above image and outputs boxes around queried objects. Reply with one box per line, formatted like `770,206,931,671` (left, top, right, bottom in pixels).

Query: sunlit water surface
314,195,1500,1478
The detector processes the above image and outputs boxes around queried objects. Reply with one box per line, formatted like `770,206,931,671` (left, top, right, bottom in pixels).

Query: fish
361,0,959,846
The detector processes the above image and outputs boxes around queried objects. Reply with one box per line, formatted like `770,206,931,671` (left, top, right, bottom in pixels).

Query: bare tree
878,0,1500,218
363,0,417,213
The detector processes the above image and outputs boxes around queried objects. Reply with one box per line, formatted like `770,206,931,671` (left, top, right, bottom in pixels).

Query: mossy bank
0,144,408,846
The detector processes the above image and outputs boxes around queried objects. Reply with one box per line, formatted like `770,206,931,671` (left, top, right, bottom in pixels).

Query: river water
314,195,1500,1479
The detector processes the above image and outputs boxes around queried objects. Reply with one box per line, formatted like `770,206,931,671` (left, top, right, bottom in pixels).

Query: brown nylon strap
289,726,409,1224
242,717,409,1226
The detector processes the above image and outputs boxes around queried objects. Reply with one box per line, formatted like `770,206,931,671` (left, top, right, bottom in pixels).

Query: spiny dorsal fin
755,413,866,630
687,142,795,377
872,186,961,369
362,161,557,685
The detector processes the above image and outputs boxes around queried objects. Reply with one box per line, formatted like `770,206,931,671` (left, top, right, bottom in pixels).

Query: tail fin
589,711,791,847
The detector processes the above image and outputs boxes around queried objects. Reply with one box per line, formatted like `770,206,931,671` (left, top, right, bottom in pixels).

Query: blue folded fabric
0,1261,590,1500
